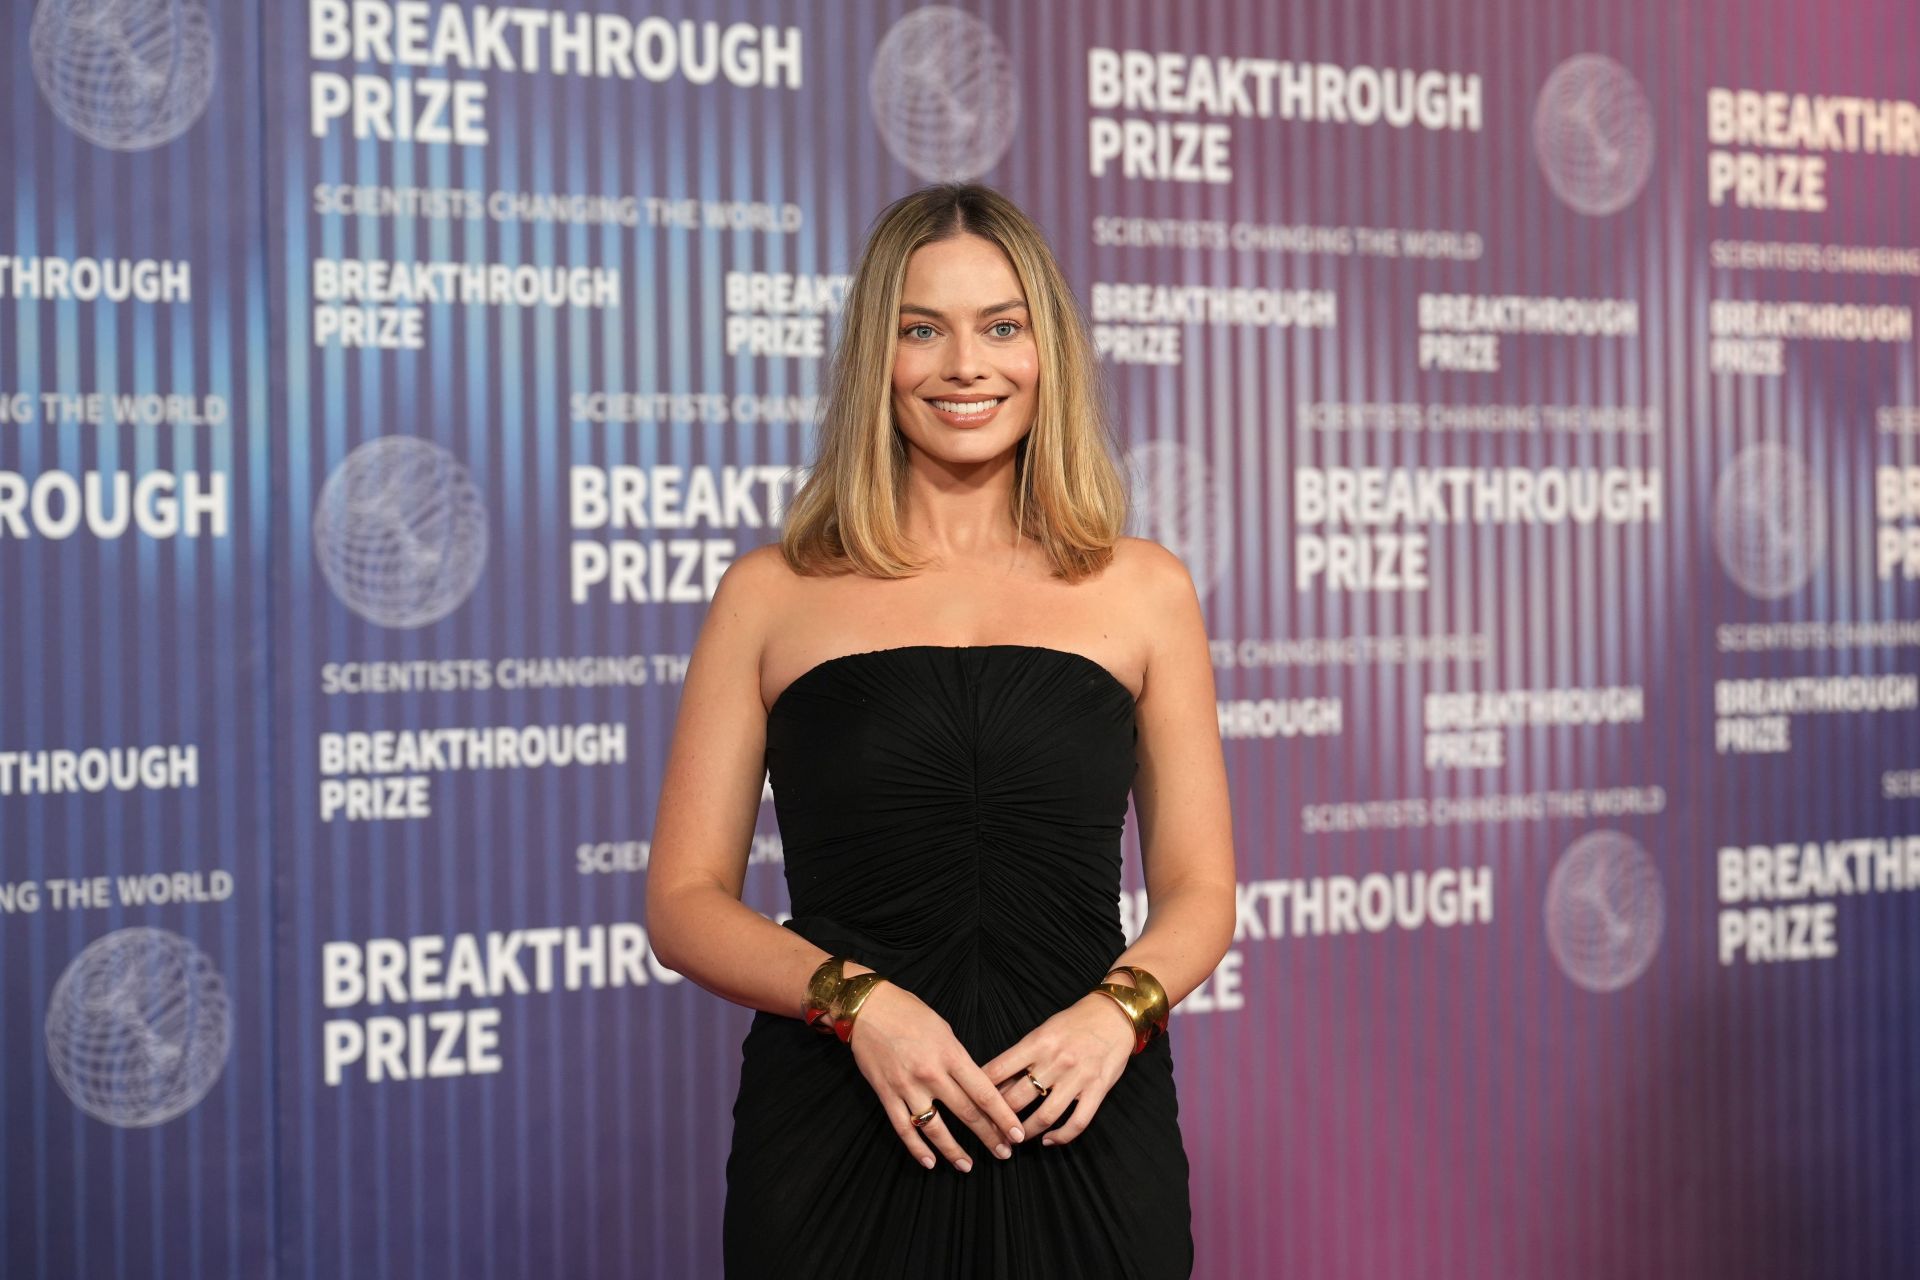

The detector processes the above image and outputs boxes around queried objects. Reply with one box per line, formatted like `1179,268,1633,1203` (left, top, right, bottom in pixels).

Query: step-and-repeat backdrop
4,0,1917,1276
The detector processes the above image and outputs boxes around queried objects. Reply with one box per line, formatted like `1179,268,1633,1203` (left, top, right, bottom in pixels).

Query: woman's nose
941,332,988,383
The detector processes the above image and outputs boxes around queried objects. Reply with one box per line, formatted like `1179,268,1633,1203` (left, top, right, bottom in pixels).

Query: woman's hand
980,988,1138,1147
842,969,1027,1172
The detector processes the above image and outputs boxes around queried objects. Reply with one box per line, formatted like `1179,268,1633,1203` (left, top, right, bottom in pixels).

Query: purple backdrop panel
1,1,276,1277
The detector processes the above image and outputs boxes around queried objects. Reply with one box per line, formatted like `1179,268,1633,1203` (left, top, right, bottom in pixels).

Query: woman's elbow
644,883,690,972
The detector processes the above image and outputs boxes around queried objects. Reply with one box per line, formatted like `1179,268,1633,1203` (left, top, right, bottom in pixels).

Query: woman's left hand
980,991,1137,1146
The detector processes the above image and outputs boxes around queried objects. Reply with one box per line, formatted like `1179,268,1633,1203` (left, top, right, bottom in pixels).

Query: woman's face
890,233,1039,469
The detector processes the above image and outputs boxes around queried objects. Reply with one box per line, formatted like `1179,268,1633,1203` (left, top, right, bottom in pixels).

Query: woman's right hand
841,968,1026,1172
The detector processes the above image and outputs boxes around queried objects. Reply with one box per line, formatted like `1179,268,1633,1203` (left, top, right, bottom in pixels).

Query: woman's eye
901,323,936,339
989,321,1023,338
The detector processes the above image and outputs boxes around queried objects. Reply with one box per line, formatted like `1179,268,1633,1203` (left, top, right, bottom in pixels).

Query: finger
886,1103,940,1170
949,1066,1024,1149
940,1074,1021,1151
916,1109,975,1172
979,1039,1033,1086
1020,1071,1082,1136
1042,1090,1105,1146
998,1073,1051,1125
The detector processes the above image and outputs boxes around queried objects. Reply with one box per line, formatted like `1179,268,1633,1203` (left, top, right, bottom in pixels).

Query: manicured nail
994,1144,1012,1160
1040,1136,1054,1147
956,1159,973,1173
920,1155,936,1170
1009,1127,1025,1143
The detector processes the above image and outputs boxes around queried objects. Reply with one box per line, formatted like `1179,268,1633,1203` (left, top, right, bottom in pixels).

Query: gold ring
910,1105,938,1129
1025,1069,1051,1097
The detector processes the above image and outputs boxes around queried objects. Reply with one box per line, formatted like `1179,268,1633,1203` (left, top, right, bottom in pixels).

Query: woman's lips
925,396,1004,428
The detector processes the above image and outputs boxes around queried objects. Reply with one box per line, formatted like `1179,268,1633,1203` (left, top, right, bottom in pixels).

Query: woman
646,184,1236,1279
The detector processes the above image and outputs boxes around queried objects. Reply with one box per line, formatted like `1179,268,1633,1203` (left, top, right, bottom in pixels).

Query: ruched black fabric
724,645,1193,1279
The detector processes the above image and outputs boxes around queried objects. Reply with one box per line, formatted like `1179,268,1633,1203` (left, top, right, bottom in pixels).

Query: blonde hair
781,184,1127,581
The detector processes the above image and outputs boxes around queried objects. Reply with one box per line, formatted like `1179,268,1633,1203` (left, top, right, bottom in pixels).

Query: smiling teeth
932,399,1001,416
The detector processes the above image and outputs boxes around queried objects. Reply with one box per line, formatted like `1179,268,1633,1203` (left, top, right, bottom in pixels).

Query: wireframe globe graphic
1532,54,1655,216
869,6,1020,181
1712,442,1826,600
1124,440,1232,600
1544,830,1664,993
313,436,490,629
45,927,232,1128
30,0,218,151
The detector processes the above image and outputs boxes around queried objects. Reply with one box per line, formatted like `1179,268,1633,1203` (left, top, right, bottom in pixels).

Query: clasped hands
841,969,1140,1173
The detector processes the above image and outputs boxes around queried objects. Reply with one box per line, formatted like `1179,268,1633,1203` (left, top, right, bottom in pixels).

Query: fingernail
920,1155,936,1170
1040,1137,1054,1147
1009,1127,1025,1143
994,1144,1012,1160
956,1159,973,1173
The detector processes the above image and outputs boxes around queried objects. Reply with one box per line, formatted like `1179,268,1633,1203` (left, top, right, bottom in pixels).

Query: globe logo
313,436,490,629
1544,830,1665,993
44,927,232,1128
1531,54,1655,217
1124,440,1232,600
30,0,218,151
1712,442,1826,600
869,6,1020,182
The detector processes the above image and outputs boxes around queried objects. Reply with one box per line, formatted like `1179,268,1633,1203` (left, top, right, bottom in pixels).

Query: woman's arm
644,547,829,1016
1101,538,1238,1005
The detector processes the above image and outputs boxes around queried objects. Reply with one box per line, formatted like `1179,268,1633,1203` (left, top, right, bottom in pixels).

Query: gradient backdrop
3,0,1919,1277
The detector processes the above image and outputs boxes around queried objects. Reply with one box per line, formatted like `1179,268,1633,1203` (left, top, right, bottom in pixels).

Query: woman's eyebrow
898,299,1029,319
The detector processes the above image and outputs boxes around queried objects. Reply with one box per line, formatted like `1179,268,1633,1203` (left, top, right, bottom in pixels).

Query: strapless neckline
767,644,1137,718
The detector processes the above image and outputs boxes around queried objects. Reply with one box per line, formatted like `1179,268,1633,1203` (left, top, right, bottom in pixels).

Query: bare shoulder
708,542,801,623
688,544,807,683
1108,536,1199,607
721,540,801,588
1105,537,1208,696
1113,537,1198,640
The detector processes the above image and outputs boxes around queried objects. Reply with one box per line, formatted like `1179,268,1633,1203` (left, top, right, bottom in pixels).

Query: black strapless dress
724,645,1193,1279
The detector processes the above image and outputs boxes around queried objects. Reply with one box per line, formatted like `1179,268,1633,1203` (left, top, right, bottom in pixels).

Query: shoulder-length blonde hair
781,184,1127,581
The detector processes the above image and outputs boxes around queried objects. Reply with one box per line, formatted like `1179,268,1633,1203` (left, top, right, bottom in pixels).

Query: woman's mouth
926,397,1004,427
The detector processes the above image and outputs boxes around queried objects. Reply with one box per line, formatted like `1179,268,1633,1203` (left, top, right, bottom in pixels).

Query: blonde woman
647,184,1236,1279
